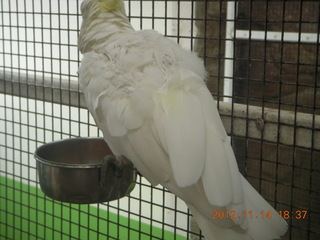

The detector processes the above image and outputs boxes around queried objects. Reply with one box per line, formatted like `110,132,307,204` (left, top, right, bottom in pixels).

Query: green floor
0,176,188,240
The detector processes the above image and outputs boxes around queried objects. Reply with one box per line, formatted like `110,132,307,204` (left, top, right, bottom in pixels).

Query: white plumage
78,0,288,239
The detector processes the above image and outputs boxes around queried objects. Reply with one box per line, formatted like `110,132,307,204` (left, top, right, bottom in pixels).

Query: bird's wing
79,48,172,186
153,68,243,207
198,86,244,207
153,70,207,188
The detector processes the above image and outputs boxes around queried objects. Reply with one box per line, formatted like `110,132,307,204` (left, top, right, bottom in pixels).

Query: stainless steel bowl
34,138,136,204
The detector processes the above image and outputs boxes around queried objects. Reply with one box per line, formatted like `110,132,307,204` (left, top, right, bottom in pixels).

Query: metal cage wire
0,1,319,240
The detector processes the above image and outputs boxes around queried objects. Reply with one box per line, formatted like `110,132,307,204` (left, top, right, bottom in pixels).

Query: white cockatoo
78,0,288,239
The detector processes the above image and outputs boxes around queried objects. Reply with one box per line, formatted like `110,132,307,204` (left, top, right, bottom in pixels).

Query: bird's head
81,0,126,17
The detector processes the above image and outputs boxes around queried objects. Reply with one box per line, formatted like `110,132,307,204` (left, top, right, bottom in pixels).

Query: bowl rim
34,137,107,169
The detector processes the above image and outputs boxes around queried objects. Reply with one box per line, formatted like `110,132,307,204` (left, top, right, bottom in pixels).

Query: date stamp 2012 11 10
211,210,308,220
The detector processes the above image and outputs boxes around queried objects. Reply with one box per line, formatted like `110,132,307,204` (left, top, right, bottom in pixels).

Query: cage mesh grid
0,0,319,240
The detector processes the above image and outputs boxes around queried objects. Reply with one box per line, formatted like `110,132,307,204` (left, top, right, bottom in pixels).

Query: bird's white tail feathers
187,176,288,240
188,204,252,240
238,176,288,240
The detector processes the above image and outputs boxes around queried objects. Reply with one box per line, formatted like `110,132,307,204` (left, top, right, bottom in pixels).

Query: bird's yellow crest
98,0,123,12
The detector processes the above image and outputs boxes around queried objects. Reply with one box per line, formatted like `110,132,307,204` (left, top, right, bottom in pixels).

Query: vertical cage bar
223,1,235,103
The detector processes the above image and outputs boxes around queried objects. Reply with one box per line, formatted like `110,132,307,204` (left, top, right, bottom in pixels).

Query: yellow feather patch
98,0,123,12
